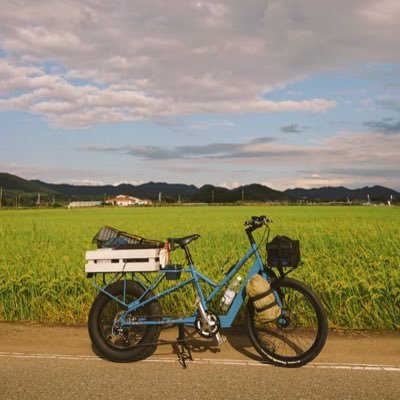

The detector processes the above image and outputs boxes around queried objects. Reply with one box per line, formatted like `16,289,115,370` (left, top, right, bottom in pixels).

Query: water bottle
220,276,242,312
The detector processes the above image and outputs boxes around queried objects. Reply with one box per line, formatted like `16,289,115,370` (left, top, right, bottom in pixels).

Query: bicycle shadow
163,326,266,363
161,326,222,356
223,326,266,362
90,325,269,364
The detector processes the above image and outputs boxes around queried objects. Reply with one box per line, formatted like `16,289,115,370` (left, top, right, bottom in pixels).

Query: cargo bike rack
85,218,328,368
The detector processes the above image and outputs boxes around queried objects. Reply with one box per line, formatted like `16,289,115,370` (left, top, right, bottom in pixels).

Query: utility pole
36,193,41,207
158,192,162,204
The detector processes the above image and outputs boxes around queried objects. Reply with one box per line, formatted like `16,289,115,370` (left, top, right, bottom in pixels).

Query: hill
32,180,198,201
284,185,399,202
0,173,56,195
191,183,289,203
0,172,399,205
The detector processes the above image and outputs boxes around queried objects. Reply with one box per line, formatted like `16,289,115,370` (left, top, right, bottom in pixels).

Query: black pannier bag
266,235,300,269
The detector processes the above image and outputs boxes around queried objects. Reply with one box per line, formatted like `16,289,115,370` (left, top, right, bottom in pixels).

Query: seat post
183,245,194,266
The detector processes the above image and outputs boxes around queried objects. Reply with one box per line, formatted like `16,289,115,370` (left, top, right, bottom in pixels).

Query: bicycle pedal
215,332,226,345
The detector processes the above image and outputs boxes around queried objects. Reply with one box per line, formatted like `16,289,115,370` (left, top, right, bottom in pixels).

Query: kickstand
176,324,193,368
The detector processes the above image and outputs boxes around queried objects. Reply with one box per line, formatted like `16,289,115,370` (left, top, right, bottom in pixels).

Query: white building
106,194,152,206
68,201,102,208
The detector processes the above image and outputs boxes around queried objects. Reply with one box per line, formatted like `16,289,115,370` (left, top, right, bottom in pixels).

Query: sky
0,0,399,191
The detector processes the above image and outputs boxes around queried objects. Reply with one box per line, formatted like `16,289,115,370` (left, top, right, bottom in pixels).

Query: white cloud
66,178,105,186
217,181,241,189
362,0,400,24
112,180,145,186
82,130,400,165
0,162,133,186
0,0,398,128
0,58,336,127
292,176,357,190
13,1,400,126
80,129,400,190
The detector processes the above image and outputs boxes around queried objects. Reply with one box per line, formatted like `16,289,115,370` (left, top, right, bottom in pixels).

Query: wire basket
92,226,164,249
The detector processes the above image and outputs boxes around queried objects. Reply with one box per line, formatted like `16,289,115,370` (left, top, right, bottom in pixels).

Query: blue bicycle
87,216,328,367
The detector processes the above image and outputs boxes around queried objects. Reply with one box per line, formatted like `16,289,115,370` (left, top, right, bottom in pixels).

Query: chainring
195,310,221,338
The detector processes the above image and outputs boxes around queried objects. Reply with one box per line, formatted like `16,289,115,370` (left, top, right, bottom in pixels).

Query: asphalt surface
0,323,399,400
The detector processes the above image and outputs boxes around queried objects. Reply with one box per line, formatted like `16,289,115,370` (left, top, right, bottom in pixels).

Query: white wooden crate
85,248,160,272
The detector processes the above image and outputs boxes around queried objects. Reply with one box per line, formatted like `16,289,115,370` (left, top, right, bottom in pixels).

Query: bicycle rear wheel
88,280,162,362
246,277,328,367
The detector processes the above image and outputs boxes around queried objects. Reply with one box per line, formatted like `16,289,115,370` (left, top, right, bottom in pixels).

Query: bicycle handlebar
244,215,272,228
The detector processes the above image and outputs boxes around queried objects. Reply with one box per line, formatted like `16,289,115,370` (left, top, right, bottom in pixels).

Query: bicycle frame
92,226,279,329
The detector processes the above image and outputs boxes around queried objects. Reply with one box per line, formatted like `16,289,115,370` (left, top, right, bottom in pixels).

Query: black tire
246,277,328,367
88,280,162,362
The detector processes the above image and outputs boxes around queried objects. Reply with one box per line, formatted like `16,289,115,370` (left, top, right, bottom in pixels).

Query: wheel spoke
247,277,327,366
88,280,162,362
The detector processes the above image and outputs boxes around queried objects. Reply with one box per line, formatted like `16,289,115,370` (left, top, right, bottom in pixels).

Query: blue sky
0,0,399,190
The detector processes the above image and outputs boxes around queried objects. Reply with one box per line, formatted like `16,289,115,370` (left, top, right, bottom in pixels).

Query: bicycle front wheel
246,277,328,367
88,280,162,362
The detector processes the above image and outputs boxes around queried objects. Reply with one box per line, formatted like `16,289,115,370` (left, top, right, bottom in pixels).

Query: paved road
0,323,399,400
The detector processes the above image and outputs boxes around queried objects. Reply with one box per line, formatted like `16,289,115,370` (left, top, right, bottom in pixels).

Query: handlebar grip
245,215,272,227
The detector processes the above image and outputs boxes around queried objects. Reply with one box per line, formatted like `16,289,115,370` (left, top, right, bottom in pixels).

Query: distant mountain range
284,186,399,202
31,179,198,201
0,172,398,205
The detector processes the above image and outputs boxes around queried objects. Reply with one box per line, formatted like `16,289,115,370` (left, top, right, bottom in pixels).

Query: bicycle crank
194,298,221,339
195,310,220,338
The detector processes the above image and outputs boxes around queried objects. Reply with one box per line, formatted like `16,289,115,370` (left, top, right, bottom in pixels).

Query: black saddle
167,234,200,248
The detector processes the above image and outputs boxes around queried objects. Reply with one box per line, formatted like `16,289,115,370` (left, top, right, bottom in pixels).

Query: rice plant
0,205,399,329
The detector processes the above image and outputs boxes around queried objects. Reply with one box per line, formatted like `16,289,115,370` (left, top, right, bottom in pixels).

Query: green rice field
0,205,399,330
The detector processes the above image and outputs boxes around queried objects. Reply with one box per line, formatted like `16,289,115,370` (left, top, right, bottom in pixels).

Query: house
106,194,152,206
